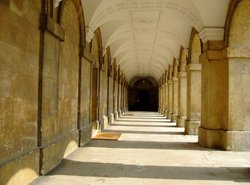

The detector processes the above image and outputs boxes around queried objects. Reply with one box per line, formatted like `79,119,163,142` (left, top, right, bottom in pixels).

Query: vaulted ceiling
82,0,230,81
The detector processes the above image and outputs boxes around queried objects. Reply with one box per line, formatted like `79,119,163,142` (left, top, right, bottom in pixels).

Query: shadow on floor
110,123,176,128
49,160,250,182
116,119,171,123
104,129,184,135
86,140,209,151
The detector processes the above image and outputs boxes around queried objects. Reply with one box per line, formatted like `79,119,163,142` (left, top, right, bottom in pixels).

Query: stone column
164,82,169,117
199,41,226,149
177,48,187,127
177,71,187,127
185,63,201,135
199,40,250,150
163,71,168,117
162,82,166,115
167,65,173,119
171,60,179,122
108,76,114,124
159,78,163,113
114,66,119,120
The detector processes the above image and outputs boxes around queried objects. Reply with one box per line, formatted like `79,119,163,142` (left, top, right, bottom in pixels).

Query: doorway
128,78,158,111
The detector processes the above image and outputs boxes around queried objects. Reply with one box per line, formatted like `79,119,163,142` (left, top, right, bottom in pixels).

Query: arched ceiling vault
82,0,230,81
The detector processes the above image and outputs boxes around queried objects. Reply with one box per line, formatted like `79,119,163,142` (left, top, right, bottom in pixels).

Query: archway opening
128,78,158,111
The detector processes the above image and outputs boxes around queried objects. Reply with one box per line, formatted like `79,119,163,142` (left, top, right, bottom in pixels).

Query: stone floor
30,112,250,185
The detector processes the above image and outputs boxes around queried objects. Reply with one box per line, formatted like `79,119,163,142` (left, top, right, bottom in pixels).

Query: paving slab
30,112,250,185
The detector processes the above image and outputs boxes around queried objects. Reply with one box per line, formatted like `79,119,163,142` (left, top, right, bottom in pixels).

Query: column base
171,113,178,123
177,116,186,127
109,113,114,124
199,127,250,151
118,110,122,117
161,108,165,115
167,112,172,120
114,111,119,120
185,119,200,135
164,110,168,118
100,115,108,129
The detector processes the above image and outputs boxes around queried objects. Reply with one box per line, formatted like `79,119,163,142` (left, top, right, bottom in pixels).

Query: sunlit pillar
177,48,187,127
167,65,173,119
171,59,179,122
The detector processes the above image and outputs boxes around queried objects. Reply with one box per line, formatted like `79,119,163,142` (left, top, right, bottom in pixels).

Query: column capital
168,80,173,85
226,47,250,58
173,77,179,82
178,71,187,78
186,63,201,71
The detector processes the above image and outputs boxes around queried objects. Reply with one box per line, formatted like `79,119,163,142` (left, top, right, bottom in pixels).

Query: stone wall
0,0,93,184
0,1,41,184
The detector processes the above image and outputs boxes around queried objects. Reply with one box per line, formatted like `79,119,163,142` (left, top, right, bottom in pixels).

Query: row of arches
0,0,129,184
158,0,250,151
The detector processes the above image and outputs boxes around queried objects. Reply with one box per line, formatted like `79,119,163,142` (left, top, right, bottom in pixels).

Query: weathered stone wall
0,0,93,183
0,1,41,184
41,0,81,175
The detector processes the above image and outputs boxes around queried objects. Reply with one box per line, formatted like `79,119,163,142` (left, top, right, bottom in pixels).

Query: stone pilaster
177,71,187,127
171,60,179,122
171,77,179,122
158,79,162,112
185,63,201,135
162,84,166,114
167,80,173,119
164,81,169,117
167,65,173,119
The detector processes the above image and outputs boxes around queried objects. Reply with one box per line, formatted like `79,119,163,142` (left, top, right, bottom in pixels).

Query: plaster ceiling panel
134,31,156,44
136,45,153,54
84,0,230,81
138,53,151,61
132,10,160,29
117,51,137,65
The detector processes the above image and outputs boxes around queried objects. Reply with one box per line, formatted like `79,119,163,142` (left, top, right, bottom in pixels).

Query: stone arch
91,28,103,66
58,0,86,47
58,0,81,137
224,0,243,47
228,0,250,48
188,28,202,64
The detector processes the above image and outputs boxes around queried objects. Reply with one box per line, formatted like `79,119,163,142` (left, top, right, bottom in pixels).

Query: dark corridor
128,78,158,111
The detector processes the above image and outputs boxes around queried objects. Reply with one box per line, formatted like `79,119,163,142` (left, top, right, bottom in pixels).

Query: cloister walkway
31,112,250,185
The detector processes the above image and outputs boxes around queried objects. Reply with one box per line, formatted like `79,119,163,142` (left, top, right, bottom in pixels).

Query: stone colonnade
158,0,250,151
